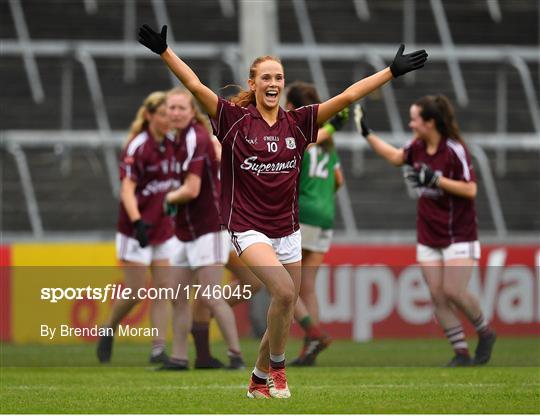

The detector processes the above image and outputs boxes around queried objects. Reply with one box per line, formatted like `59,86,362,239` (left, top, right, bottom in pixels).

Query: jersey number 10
267,142,278,153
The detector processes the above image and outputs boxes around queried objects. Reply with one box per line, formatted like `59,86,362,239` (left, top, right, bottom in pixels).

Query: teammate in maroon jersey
355,95,496,366
138,23,427,398
97,91,177,364
159,87,245,370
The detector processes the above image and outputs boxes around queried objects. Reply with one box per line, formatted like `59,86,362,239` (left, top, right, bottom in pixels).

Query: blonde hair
125,91,167,146
167,87,211,133
229,55,283,108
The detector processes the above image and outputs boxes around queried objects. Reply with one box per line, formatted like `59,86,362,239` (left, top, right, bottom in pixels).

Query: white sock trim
253,367,268,379
270,353,285,363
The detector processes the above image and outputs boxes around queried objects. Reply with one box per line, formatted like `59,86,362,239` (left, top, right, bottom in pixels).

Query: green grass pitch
1,337,539,413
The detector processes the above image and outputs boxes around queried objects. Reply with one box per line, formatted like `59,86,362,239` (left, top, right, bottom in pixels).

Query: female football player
355,96,496,366
138,23,427,397
162,87,244,370
97,91,177,364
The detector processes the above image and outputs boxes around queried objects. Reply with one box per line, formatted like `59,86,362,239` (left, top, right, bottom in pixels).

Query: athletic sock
299,315,323,339
444,325,470,357
151,339,166,357
252,367,268,385
191,321,211,361
472,313,493,338
227,348,242,359
169,357,188,367
270,353,285,369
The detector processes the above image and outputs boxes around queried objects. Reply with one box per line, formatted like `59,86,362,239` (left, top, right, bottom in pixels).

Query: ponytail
228,55,283,108
125,91,167,147
229,89,256,108
414,94,464,143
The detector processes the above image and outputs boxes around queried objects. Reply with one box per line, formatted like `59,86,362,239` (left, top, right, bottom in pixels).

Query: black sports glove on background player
323,108,349,135
138,24,168,55
353,105,372,138
390,44,428,77
405,163,441,188
133,219,150,248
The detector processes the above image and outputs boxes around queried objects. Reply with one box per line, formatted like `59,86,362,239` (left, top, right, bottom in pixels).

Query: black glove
322,108,349,135
330,108,349,131
353,105,371,138
390,44,428,78
138,24,168,55
133,219,150,248
405,163,441,188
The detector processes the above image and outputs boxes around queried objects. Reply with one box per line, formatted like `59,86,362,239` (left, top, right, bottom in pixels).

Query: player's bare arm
317,45,428,124
314,107,350,146
318,69,393,124
438,177,477,199
120,177,142,221
354,105,404,166
138,24,219,118
211,136,222,162
334,166,344,190
306,127,332,150
166,173,202,205
367,133,404,167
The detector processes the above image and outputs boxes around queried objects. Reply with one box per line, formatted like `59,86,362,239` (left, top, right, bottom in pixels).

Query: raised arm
354,105,404,167
138,25,219,118
317,45,427,124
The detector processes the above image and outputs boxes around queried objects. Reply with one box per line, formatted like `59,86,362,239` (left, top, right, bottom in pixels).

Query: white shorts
417,241,481,263
229,229,302,265
300,223,333,253
116,233,178,266
171,230,230,269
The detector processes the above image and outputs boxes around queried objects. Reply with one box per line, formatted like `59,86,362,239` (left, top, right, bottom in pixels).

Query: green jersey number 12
307,146,329,179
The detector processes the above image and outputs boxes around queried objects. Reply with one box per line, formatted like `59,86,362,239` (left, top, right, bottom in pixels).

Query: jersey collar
146,128,167,152
247,103,286,120
419,136,447,156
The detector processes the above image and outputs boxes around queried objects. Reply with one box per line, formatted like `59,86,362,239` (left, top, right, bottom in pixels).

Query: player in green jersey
286,81,347,366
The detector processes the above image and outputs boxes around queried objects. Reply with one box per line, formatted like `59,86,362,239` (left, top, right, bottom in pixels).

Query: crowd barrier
0,243,538,343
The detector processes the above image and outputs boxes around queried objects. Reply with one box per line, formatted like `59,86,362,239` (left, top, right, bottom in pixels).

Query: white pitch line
5,382,540,391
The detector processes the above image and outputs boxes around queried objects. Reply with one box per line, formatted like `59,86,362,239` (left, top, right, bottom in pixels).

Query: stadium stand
1,0,538,238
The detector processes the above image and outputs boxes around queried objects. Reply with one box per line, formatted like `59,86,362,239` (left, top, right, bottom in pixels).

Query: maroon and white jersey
210,97,319,238
117,130,177,244
173,121,222,242
403,137,478,247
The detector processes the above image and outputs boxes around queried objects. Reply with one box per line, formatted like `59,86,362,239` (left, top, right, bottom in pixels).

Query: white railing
2,130,538,241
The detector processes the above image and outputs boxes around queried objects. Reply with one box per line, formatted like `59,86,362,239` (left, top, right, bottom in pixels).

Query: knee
153,280,172,290
198,295,220,310
299,281,315,299
272,283,295,308
172,293,189,309
429,289,448,309
443,285,463,304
